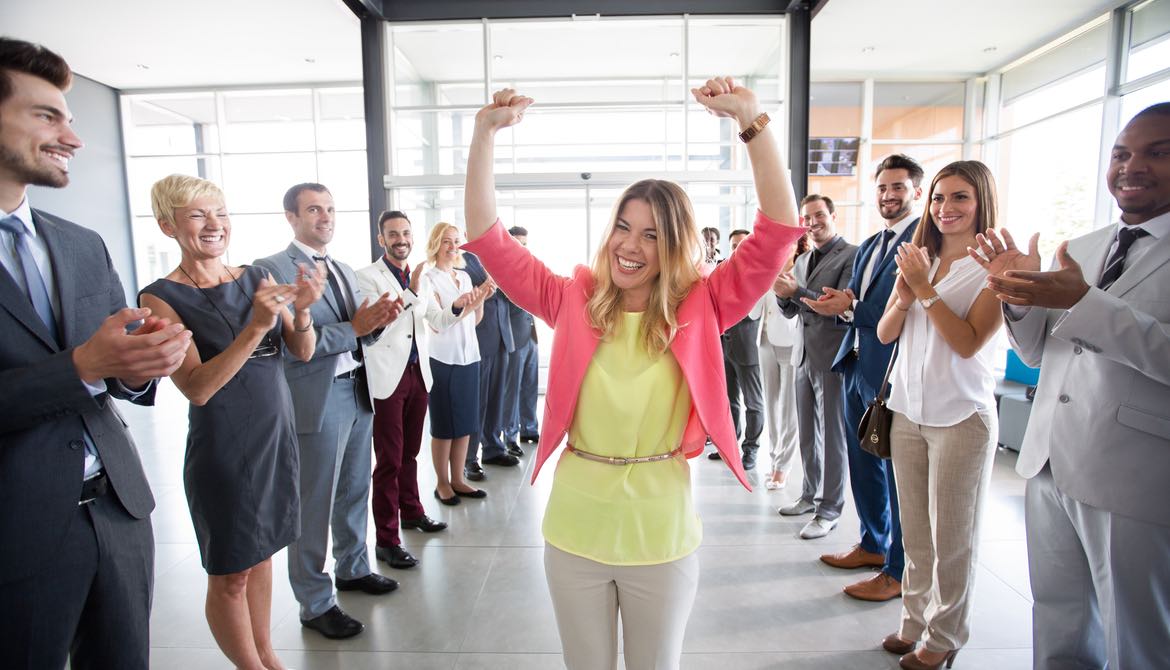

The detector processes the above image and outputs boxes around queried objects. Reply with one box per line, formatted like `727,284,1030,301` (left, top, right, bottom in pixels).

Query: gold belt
567,444,683,465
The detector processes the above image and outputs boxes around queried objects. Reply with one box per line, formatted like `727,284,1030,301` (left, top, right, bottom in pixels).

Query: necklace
177,264,278,358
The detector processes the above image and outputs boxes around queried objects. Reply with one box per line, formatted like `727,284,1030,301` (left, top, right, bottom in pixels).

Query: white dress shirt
887,256,997,427
426,267,480,365
290,239,360,377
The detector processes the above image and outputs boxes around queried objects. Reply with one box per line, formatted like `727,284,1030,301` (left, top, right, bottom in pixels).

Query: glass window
810,82,863,137
688,17,785,102
221,90,315,153
1001,21,1108,103
127,155,221,213
220,153,317,214
124,93,218,156
317,88,366,151
1127,0,1170,82
391,23,483,107
1001,65,1105,131
873,82,965,141
221,213,290,267
871,144,963,181
1121,77,1170,121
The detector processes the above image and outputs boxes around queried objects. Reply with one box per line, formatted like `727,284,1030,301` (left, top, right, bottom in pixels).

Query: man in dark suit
776,194,857,539
720,228,765,470
806,155,924,601
462,251,518,480
0,38,191,668
254,183,402,640
502,226,539,453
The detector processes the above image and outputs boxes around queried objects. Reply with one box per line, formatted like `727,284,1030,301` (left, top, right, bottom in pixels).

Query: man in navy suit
805,154,924,601
0,38,191,668
502,226,540,453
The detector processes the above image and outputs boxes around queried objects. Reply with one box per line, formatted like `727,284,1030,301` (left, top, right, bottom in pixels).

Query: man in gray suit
720,228,765,470
502,225,540,454
255,183,400,640
985,104,1170,670
0,38,191,668
776,194,857,539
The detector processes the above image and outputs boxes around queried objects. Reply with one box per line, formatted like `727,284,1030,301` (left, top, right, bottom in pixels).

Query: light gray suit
254,244,375,620
779,236,857,519
1005,218,1170,670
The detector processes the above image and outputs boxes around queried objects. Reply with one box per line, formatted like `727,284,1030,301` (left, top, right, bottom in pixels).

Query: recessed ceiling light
135,64,150,70
304,57,316,64
493,54,504,61
669,52,680,58
861,46,875,53
983,46,997,53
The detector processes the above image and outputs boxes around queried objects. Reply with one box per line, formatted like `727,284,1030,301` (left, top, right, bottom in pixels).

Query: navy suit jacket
831,217,919,392
463,251,514,357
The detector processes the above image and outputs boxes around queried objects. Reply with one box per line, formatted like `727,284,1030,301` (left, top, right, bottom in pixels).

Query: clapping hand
893,243,932,297
292,261,326,312
476,88,534,133
968,229,1041,278
351,292,401,337
251,275,297,329
73,307,193,387
773,272,798,298
986,241,1091,309
803,286,854,316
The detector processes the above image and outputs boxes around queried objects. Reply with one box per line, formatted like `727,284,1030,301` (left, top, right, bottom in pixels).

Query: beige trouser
543,544,699,670
759,342,799,474
890,409,996,653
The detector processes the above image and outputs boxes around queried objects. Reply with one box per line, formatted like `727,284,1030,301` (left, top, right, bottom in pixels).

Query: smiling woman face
167,195,230,260
436,226,461,268
929,174,978,239
607,198,661,310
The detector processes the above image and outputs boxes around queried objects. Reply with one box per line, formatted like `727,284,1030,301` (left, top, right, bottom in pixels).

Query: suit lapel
1,212,63,350
1108,229,1170,297
1072,227,1116,291
806,236,843,287
287,243,343,321
871,218,918,284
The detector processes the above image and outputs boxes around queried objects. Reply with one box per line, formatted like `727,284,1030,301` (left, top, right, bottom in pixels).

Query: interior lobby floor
126,382,1033,669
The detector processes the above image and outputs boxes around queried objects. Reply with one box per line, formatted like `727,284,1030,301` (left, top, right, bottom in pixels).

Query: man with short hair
503,225,540,452
987,103,1170,670
775,194,857,539
805,154,924,601
701,226,721,263
255,184,401,640
0,37,191,667
719,228,765,470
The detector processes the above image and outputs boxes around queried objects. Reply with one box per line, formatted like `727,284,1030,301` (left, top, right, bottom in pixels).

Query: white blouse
425,267,480,366
887,255,997,427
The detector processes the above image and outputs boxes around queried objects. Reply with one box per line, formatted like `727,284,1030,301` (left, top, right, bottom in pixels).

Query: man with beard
255,184,402,639
0,38,191,667
983,103,1170,669
775,194,857,539
357,211,466,572
805,154,923,601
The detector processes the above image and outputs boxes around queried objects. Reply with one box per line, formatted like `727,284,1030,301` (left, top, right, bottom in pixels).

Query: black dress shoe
520,433,540,443
434,489,460,506
301,605,364,639
707,451,723,460
375,544,419,569
506,440,524,457
742,448,758,470
335,573,398,595
453,487,487,499
402,515,448,532
465,462,486,481
483,453,520,467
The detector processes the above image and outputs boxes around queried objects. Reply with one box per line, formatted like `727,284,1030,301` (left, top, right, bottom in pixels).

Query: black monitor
807,137,860,176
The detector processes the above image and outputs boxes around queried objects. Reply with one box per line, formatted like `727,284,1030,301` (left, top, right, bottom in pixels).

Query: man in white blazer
356,211,471,571
984,103,1170,670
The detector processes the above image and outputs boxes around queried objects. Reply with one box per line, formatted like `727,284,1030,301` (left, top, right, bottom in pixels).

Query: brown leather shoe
820,544,885,569
882,632,917,655
899,649,959,669
844,572,902,601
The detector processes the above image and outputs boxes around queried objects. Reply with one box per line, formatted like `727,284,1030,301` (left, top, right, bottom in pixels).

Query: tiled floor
124,382,1033,669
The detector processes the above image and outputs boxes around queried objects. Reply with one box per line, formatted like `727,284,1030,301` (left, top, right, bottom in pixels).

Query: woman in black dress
139,174,323,670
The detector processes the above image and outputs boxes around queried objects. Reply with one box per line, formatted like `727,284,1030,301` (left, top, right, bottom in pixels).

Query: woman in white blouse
875,160,1009,670
424,222,489,505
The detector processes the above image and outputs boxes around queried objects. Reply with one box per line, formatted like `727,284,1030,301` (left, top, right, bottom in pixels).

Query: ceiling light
861,46,875,53
304,57,316,64
983,46,998,53
669,52,680,58
136,64,150,70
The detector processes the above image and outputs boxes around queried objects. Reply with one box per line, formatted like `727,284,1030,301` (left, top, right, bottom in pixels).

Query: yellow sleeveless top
542,312,701,565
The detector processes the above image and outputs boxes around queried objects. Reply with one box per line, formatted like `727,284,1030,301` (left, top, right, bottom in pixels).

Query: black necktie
313,255,350,321
1097,227,1149,290
808,248,824,273
876,228,896,266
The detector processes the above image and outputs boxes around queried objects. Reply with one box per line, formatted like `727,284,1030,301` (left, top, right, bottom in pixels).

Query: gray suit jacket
723,296,764,367
778,236,858,372
0,210,156,583
1007,224,1170,527
254,244,372,434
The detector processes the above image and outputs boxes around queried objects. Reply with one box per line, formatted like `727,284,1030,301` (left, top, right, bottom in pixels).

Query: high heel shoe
899,648,958,670
433,489,461,506
881,633,917,655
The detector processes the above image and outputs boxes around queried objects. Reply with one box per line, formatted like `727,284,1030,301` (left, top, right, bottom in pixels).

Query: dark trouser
505,338,540,441
372,362,429,547
468,342,510,464
0,493,153,670
725,358,764,450
841,355,903,579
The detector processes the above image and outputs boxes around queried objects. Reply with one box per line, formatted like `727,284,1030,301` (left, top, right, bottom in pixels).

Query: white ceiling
0,0,1128,90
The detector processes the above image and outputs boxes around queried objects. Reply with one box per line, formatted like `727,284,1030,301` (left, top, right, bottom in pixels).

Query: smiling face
379,215,412,265
286,188,334,253
436,226,461,268
165,195,230,261
607,198,661,309
1108,113,1170,225
875,167,920,223
0,70,82,198
929,174,978,238
801,198,836,247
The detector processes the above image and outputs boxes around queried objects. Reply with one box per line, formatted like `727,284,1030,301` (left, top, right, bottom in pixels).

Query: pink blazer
461,211,805,490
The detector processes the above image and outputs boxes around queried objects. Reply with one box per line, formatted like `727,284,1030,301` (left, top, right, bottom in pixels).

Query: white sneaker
778,499,816,516
799,516,838,539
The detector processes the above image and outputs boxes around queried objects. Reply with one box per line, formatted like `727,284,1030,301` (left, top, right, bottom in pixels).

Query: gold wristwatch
738,113,770,144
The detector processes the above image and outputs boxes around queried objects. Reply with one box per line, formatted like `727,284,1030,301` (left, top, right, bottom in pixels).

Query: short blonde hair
150,174,225,225
425,222,466,268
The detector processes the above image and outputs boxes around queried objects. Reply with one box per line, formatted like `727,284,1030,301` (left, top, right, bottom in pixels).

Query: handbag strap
876,341,899,401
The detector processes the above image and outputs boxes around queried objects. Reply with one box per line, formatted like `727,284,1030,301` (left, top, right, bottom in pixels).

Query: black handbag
857,342,898,460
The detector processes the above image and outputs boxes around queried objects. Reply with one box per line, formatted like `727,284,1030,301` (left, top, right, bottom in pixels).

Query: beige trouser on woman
760,342,799,475
890,410,996,653
544,544,699,670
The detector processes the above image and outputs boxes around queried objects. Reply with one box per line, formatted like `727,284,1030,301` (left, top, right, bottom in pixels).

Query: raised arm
465,89,533,242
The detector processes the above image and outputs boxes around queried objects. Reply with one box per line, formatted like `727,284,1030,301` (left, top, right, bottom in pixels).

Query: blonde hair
586,179,703,355
425,221,466,269
150,174,225,225
913,160,999,259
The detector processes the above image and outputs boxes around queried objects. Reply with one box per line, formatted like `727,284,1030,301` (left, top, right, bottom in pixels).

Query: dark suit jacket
831,218,919,392
778,236,858,372
505,293,537,348
723,313,761,366
463,252,514,357
0,210,156,583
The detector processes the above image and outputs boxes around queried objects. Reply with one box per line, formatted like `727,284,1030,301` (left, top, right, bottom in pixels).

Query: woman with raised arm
139,175,324,670
875,161,1008,670
460,78,805,669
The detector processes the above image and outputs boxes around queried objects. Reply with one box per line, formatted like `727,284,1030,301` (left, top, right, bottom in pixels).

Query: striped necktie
1097,227,1148,290
0,214,58,342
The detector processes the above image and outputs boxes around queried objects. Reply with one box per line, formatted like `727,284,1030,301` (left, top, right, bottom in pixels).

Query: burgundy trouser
371,362,428,547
